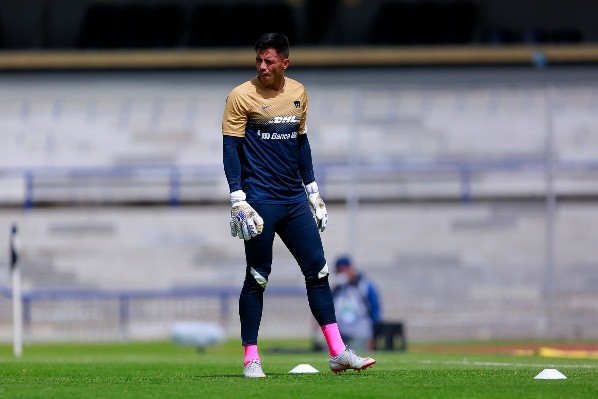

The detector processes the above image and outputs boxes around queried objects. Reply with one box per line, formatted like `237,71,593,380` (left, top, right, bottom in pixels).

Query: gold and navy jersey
222,76,308,203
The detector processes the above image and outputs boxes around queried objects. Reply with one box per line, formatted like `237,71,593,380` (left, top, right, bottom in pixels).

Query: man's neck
259,76,285,91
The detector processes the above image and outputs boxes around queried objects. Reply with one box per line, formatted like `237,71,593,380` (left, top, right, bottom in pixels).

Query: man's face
255,48,288,90
335,266,351,285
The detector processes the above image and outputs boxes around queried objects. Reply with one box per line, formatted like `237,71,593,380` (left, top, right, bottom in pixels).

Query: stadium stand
77,2,120,49
186,3,228,47
0,0,595,49
303,0,341,45
144,3,186,48
78,1,298,49
187,2,296,47
78,2,185,49
0,9,4,49
2,69,598,209
1,0,598,344
368,1,479,45
1,68,598,343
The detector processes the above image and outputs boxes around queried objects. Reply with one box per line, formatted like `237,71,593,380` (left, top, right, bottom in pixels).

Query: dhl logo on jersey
269,116,299,124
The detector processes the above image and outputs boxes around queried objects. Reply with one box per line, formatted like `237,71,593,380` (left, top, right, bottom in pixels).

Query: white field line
419,359,598,369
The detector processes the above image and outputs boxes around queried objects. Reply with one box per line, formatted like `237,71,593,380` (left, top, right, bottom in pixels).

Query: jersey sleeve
222,87,248,137
299,88,308,135
297,133,315,185
223,135,243,192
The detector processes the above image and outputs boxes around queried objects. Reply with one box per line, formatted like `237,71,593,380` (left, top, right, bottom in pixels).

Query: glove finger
236,223,245,240
253,214,264,234
234,220,245,240
245,218,257,238
308,194,320,211
319,216,327,232
230,219,238,237
315,208,327,231
315,208,325,220
240,222,251,240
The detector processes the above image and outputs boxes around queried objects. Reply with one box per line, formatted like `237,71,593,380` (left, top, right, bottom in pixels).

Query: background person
332,256,381,351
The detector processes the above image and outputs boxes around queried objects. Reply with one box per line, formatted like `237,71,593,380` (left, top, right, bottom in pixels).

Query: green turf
0,341,596,399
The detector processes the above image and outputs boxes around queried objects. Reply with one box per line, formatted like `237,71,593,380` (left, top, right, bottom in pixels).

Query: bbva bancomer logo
257,130,298,140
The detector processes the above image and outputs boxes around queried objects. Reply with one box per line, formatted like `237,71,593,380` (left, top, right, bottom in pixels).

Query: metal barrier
2,158,598,209
0,285,306,342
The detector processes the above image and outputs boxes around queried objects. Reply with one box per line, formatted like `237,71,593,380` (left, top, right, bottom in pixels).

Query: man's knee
305,270,330,288
249,267,268,289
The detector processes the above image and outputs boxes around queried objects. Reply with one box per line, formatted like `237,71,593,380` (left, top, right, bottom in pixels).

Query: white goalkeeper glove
230,190,264,240
305,181,328,232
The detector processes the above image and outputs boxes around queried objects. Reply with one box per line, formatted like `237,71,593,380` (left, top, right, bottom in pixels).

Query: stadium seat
368,2,412,45
187,2,297,47
78,2,184,49
445,1,479,43
373,321,407,351
368,1,478,45
548,28,583,43
187,3,228,47
228,3,263,47
304,0,339,44
0,10,4,48
143,4,184,48
112,4,147,48
260,3,297,45
78,3,118,48
479,27,519,44
480,27,582,45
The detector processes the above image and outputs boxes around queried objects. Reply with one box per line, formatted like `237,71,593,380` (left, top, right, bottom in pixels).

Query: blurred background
0,0,595,48
0,0,597,347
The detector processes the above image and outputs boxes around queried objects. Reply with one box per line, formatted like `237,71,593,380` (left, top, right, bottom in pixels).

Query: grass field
1,340,596,399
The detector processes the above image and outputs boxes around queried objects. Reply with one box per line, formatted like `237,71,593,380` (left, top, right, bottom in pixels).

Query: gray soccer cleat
243,359,267,378
329,348,376,373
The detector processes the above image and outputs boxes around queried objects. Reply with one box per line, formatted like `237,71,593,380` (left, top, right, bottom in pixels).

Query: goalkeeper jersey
222,76,308,204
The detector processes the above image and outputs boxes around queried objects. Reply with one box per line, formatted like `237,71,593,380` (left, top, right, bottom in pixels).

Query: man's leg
277,202,335,325
278,202,344,354
279,201,376,372
239,203,281,376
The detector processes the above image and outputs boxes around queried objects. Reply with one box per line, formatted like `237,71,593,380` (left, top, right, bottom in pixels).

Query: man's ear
283,58,289,70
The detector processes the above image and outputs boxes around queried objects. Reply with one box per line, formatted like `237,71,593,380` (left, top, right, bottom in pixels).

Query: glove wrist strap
305,181,319,195
230,190,246,205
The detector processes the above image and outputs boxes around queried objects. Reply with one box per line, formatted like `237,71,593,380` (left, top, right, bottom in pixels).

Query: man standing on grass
222,32,376,378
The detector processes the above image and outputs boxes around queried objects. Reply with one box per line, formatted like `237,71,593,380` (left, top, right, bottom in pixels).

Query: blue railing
2,158,598,208
0,285,306,340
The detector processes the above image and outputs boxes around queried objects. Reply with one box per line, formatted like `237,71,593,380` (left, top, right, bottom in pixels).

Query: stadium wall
1,67,597,343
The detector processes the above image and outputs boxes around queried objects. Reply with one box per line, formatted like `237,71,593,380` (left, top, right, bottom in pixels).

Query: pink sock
321,323,346,357
244,344,260,366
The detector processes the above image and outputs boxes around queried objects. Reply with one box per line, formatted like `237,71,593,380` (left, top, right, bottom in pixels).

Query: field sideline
1,340,597,399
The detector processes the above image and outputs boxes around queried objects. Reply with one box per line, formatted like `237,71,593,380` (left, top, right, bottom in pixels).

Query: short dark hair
254,33,289,58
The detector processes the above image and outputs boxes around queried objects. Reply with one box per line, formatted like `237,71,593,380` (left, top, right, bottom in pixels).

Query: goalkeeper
222,33,375,378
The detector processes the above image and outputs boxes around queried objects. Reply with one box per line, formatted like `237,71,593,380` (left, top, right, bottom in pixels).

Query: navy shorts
244,200,327,284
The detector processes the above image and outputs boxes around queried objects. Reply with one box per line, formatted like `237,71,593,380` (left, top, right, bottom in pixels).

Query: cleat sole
331,360,376,374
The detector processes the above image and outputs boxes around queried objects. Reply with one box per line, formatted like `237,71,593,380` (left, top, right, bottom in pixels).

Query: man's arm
223,135,243,192
223,134,263,240
297,133,315,185
367,283,382,324
298,134,327,232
